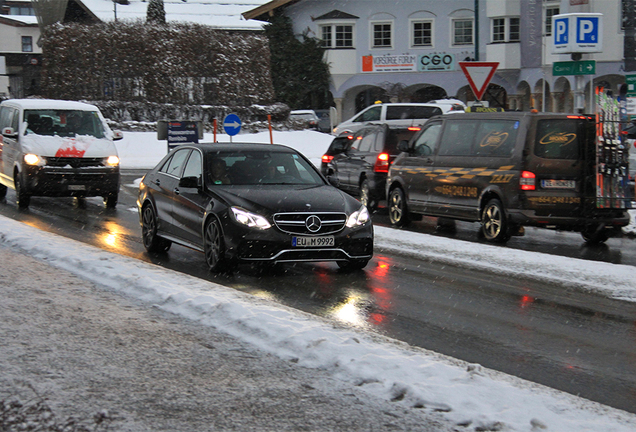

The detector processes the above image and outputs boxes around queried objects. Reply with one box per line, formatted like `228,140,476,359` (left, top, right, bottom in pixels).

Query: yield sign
459,62,499,100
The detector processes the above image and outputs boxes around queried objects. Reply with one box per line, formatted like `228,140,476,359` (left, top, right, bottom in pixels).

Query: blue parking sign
554,17,569,46
577,16,598,43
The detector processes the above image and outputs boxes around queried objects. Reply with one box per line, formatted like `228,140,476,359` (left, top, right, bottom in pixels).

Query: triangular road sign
459,62,499,101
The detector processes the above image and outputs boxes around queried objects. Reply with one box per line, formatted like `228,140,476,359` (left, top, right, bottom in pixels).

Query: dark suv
325,124,420,211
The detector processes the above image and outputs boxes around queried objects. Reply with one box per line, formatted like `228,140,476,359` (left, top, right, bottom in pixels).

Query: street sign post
223,114,241,142
458,62,499,101
552,60,596,76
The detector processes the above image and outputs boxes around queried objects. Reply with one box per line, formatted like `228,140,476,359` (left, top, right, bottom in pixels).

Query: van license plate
292,236,334,247
68,185,86,191
541,180,575,189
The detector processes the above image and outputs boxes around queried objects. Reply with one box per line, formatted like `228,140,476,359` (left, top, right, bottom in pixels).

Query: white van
332,101,466,135
0,99,123,209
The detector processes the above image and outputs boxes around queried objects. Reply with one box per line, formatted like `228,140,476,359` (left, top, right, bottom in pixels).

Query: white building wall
0,23,41,54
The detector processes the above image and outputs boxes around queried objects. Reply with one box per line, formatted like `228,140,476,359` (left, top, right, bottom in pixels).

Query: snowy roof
78,0,270,30
0,14,38,25
1,98,101,111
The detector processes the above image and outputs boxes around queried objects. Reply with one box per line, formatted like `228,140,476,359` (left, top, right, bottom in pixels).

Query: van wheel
388,187,410,227
481,198,509,243
14,174,30,209
104,191,118,208
581,225,609,244
359,179,377,212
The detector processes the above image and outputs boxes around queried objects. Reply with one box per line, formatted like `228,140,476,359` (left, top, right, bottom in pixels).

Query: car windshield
290,113,316,121
24,109,106,138
207,150,325,186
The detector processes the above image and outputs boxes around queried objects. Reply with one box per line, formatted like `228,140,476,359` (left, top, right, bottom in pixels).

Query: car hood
20,135,117,158
210,184,360,215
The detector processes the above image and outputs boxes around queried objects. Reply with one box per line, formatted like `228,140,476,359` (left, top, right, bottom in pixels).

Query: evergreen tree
264,14,331,109
147,0,166,25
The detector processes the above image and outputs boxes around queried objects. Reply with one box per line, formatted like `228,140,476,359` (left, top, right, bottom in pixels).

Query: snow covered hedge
40,21,275,106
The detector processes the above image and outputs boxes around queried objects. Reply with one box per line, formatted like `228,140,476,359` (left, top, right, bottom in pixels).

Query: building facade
245,0,627,123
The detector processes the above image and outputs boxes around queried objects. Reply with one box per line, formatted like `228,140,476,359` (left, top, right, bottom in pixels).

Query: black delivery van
386,111,631,243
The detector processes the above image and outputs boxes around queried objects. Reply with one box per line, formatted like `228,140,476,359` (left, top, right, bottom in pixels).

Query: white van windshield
24,110,106,139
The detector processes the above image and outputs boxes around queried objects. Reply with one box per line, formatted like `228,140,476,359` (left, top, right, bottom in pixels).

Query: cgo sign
418,53,455,72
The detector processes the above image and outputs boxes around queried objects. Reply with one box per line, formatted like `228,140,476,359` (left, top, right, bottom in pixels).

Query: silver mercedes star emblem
306,215,322,233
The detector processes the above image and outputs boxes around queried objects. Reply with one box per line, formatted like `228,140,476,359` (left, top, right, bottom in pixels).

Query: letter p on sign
577,17,598,43
555,18,568,45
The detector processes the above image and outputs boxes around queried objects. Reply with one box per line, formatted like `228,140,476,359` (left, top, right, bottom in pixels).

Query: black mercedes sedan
137,143,374,272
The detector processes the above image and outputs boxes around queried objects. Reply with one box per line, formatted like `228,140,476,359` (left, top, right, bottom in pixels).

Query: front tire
204,218,232,273
581,225,609,244
104,191,118,208
142,204,171,253
481,198,509,243
388,187,410,227
14,174,30,209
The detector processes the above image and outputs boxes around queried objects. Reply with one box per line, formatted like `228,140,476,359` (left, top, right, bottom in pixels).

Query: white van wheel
481,198,509,243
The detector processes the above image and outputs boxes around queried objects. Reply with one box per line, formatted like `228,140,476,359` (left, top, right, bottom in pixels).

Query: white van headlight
24,153,44,166
346,205,370,227
105,156,120,167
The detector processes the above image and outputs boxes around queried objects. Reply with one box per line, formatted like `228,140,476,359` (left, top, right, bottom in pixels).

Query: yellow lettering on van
479,131,509,149
539,132,576,147
491,174,513,183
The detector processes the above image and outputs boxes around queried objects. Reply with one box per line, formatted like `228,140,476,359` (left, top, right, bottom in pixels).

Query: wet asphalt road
1,169,636,414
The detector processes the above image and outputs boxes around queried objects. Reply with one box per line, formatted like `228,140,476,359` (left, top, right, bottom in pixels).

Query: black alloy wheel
481,198,510,243
14,174,30,209
204,218,230,273
142,204,171,252
388,187,410,227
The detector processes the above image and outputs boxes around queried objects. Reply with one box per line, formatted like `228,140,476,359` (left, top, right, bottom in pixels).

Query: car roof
290,110,317,115
179,142,299,153
0,99,100,111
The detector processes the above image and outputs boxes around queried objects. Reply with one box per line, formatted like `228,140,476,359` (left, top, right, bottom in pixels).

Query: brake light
520,171,536,191
407,127,421,131
374,153,390,173
322,154,334,164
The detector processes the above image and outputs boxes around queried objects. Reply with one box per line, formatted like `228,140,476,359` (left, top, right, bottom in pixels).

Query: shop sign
417,53,455,72
361,54,417,73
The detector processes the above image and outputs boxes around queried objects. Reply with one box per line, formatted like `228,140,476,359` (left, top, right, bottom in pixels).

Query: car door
331,128,367,192
151,148,191,236
344,127,378,191
393,121,442,213
172,149,208,247
0,107,19,184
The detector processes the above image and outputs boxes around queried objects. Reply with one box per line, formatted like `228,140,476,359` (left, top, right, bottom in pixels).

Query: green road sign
552,60,596,76
626,75,636,97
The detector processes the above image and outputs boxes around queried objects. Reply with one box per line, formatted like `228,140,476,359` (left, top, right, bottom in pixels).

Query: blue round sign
223,114,242,136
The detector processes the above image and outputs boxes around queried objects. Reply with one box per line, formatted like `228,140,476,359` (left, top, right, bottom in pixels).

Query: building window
10,6,34,15
372,22,392,48
21,36,33,53
320,24,353,48
545,5,560,36
453,19,473,45
412,20,433,47
509,17,520,41
492,18,505,42
491,17,520,43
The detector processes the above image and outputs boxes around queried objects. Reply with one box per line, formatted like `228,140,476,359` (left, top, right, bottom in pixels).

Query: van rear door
522,117,592,217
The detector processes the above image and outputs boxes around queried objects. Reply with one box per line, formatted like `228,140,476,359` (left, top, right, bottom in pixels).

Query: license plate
292,236,335,247
541,179,575,189
68,185,86,191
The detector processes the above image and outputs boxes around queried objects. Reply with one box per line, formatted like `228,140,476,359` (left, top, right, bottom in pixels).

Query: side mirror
179,176,201,190
327,174,340,187
112,130,124,141
2,127,17,138
397,140,410,152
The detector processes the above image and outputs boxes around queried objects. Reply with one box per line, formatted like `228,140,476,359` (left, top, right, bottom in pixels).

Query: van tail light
322,154,334,164
520,171,536,191
374,153,391,173
407,127,421,131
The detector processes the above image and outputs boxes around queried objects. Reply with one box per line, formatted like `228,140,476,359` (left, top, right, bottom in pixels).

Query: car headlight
105,155,120,167
24,153,44,166
231,207,271,230
346,205,370,228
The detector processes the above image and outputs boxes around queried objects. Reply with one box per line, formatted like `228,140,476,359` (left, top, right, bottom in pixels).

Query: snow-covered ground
2,129,636,431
